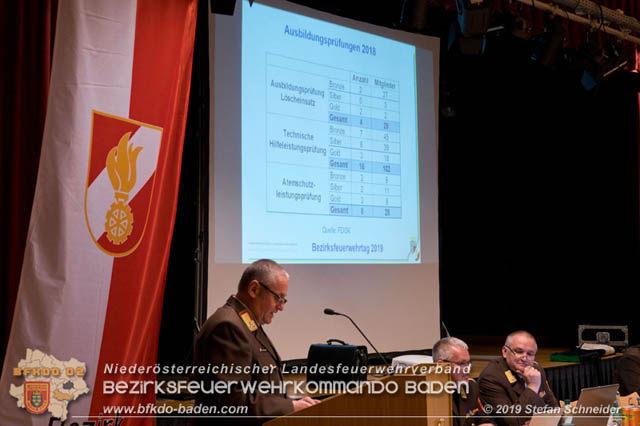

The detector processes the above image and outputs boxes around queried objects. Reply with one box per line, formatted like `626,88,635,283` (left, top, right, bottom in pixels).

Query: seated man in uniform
194,259,318,424
479,331,558,426
433,337,496,426
614,344,640,396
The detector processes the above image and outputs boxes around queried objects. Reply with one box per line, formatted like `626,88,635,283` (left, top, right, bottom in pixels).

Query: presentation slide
241,2,421,263
209,0,440,359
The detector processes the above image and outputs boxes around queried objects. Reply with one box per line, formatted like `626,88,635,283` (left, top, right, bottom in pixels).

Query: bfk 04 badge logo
84,110,163,257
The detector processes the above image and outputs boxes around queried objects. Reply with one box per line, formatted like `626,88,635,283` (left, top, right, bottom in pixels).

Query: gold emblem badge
105,132,142,245
505,370,517,384
84,110,163,257
239,310,258,332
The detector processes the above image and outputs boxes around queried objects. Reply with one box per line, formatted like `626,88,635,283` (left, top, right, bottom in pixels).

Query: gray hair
237,259,288,293
505,330,536,347
433,337,469,361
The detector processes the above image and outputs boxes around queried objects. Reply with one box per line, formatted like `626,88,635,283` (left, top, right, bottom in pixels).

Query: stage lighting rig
581,39,631,90
455,0,492,37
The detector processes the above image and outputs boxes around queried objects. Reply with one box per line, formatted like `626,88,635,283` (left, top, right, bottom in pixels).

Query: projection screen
208,0,440,359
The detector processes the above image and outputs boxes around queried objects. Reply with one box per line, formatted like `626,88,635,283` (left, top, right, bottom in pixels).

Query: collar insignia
461,386,468,399
239,310,258,332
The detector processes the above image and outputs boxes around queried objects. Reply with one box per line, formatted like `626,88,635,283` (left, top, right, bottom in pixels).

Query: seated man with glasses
433,337,496,426
194,259,319,424
478,331,558,426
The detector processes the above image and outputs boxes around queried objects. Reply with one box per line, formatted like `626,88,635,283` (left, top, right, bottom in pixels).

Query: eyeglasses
504,345,536,358
257,281,287,306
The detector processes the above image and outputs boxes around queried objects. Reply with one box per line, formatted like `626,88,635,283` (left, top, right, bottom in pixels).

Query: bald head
237,259,288,294
505,330,536,348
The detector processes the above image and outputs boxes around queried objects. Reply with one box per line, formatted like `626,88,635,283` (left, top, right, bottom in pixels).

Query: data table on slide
265,53,402,219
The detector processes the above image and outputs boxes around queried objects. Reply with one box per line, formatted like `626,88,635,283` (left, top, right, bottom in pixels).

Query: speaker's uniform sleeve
202,319,293,418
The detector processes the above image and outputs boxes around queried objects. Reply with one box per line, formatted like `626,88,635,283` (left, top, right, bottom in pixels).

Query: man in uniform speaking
479,331,558,426
194,259,318,424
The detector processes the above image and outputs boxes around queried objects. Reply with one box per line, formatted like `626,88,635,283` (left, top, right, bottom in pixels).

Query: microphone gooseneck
323,308,389,367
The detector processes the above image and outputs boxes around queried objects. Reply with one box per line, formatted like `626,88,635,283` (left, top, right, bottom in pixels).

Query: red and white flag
0,1,196,424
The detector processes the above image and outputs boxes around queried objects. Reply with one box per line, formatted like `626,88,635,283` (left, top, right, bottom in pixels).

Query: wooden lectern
266,364,453,426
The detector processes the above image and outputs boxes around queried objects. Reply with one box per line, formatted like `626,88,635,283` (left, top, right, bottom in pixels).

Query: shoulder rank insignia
505,370,517,384
239,310,258,332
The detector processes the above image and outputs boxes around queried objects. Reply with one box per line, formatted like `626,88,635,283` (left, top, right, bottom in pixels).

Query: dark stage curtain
0,1,58,367
0,0,638,369
545,356,619,401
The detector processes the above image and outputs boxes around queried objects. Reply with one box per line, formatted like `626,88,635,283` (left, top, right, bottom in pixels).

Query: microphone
323,308,389,367
441,321,451,338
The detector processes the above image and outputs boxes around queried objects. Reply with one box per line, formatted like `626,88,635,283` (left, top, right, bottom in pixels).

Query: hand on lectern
292,396,321,411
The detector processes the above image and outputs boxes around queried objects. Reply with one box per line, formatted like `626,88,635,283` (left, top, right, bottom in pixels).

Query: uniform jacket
478,358,558,426
615,345,640,396
194,296,293,425
452,379,496,426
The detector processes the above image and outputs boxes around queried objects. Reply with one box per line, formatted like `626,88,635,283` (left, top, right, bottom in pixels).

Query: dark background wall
438,36,640,347
158,0,640,366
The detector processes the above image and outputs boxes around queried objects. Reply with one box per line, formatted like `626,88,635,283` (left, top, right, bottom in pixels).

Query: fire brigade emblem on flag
105,131,142,244
84,110,163,257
